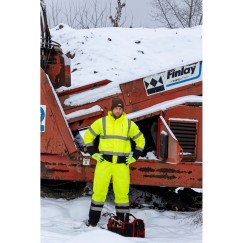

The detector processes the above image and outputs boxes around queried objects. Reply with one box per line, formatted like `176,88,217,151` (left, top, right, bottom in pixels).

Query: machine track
41,179,202,212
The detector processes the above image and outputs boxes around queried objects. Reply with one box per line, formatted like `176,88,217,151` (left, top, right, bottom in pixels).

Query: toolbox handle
126,213,137,221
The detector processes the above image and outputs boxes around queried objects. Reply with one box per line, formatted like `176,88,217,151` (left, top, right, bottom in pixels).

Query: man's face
112,107,123,119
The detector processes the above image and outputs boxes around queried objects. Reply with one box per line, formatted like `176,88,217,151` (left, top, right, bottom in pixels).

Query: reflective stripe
90,199,104,212
90,206,103,211
85,142,94,147
115,202,130,213
102,117,106,136
97,113,145,156
88,126,98,137
135,146,143,152
116,208,130,213
102,116,130,140
100,151,130,156
100,135,130,140
101,116,130,141
127,119,131,136
132,131,143,140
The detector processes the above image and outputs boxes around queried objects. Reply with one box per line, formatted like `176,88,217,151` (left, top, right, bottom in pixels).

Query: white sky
44,0,158,28
2,1,243,243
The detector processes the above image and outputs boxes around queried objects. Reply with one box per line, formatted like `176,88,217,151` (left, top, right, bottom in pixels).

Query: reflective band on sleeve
133,131,142,140
135,146,143,152
85,142,94,147
88,126,98,137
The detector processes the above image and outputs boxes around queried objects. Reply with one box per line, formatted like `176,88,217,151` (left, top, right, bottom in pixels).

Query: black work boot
84,219,97,227
86,210,100,226
87,200,104,226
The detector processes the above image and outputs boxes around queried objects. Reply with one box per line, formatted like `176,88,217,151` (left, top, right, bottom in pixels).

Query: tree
47,0,63,28
109,0,126,27
45,0,128,29
150,0,202,28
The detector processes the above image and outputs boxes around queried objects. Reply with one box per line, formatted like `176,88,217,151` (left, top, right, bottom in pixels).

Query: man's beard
112,112,122,119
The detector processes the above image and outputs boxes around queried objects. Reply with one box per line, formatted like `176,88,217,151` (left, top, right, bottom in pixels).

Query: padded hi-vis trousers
92,160,130,203
88,160,130,225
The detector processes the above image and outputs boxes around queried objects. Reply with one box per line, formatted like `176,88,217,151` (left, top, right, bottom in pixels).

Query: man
84,98,145,226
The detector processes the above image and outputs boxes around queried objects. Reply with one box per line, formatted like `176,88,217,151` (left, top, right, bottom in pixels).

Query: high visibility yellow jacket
84,111,145,162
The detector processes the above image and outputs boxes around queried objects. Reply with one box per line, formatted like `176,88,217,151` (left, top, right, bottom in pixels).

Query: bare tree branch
45,0,128,29
150,0,202,28
109,0,126,27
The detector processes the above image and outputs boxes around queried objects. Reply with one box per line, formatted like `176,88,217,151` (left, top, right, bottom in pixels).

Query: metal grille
169,121,197,161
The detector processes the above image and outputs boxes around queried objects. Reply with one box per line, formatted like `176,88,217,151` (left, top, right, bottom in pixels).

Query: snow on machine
40,1,202,189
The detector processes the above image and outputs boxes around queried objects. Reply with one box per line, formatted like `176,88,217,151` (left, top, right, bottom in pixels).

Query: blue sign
40,105,46,132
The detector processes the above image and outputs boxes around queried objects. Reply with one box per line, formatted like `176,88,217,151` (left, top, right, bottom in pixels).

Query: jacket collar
108,110,126,120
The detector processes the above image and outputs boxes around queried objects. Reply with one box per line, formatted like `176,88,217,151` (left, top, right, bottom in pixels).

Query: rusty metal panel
120,79,202,112
41,155,202,188
41,154,95,181
41,68,77,155
129,159,202,188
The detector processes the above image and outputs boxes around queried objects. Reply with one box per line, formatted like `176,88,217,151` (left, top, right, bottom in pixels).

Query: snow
39,23,203,243
49,24,202,120
50,25,202,90
126,95,202,120
41,191,202,243
65,105,103,120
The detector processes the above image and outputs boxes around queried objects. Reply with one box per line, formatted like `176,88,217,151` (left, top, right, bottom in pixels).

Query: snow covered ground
41,188,202,243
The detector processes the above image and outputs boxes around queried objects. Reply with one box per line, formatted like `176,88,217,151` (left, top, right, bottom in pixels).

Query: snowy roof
49,24,202,120
50,24,202,90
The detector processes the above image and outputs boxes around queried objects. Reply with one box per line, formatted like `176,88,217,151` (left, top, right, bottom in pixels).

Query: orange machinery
40,2,202,188
40,50,202,188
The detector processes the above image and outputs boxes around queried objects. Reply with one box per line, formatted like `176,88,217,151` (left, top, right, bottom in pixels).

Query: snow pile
50,24,202,90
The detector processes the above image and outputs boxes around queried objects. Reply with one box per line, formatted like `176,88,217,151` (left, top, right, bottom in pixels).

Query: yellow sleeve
84,118,102,155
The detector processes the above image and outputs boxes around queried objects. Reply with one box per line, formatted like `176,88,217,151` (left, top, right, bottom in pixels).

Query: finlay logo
167,65,196,79
143,61,202,95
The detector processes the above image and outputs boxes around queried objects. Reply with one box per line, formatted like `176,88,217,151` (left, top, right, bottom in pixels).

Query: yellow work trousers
92,160,130,204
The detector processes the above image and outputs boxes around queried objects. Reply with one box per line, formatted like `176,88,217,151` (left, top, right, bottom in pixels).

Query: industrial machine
40,1,202,189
